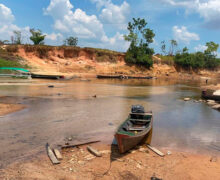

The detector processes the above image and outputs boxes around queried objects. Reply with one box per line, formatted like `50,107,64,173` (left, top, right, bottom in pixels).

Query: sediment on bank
0,45,219,79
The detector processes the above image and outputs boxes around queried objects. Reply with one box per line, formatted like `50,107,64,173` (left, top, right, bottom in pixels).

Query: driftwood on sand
147,145,164,157
46,143,60,164
87,146,102,157
54,149,63,160
61,140,100,149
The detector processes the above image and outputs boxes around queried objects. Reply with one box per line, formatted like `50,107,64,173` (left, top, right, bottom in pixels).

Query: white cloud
45,32,63,41
44,0,105,40
99,1,130,29
194,44,207,52
0,4,30,43
44,0,129,51
87,32,130,51
91,0,130,30
173,26,200,44
0,4,14,23
162,0,220,29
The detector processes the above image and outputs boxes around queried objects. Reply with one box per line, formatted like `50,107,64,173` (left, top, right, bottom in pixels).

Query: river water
0,78,219,168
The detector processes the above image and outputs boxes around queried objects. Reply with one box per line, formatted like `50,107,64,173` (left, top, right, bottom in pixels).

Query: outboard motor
131,105,145,113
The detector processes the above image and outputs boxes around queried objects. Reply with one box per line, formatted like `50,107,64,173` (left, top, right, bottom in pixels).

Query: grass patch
157,55,174,66
85,47,122,55
96,54,117,63
0,58,28,68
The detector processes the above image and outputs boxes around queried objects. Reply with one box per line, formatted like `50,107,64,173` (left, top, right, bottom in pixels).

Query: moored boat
31,73,65,80
115,105,153,153
202,89,220,101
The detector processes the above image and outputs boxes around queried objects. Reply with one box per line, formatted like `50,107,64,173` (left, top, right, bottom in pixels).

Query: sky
0,0,219,55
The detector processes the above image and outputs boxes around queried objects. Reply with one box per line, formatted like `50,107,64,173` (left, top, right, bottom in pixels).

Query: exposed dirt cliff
1,45,220,79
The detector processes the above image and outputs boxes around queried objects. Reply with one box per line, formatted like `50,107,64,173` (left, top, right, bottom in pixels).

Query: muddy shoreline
0,103,25,116
1,143,220,180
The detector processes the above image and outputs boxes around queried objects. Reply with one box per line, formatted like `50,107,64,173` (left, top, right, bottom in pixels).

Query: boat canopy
213,90,220,96
0,67,30,73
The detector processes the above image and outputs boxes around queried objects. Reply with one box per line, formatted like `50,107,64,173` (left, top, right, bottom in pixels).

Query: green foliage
0,58,28,68
13,31,22,44
30,29,46,45
124,18,155,68
205,41,219,56
169,40,178,55
96,53,117,63
125,45,153,68
161,41,166,55
160,39,178,55
158,55,174,66
64,37,78,46
174,45,220,70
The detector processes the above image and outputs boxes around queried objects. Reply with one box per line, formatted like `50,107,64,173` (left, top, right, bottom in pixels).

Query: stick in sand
87,146,102,157
61,140,100,149
46,143,60,164
147,144,164,157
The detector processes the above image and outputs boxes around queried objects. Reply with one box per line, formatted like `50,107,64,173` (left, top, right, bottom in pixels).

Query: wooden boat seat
130,119,151,122
128,126,146,131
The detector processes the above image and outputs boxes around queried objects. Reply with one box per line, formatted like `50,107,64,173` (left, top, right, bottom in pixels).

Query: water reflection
0,78,219,167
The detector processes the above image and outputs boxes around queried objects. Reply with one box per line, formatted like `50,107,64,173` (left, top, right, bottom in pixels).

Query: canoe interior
117,112,153,136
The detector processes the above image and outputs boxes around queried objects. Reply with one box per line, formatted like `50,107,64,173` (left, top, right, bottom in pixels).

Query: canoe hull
115,120,153,153
202,90,220,101
115,131,150,153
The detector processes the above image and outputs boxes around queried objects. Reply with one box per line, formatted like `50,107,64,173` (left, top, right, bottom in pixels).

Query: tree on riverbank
124,18,155,68
64,36,78,46
174,42,220,70
30,29,46,45
13,31,22,45
160,39,178,56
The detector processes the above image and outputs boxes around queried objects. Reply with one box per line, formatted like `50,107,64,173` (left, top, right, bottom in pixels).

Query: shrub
23,45,35,53
63,47,80,58
174,51,219,70
125,46,154,68
158,55,174,66
35,46,53,58
6,45,19,53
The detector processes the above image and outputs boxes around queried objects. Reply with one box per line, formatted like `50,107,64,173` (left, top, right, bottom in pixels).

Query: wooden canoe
202,90,220,101
115,112,153,154
97,75,153,79
31,73,64,80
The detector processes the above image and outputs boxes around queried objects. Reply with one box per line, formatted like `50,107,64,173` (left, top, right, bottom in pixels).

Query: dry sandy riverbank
0,103,25,116
8,45,218,81
1,143,220,180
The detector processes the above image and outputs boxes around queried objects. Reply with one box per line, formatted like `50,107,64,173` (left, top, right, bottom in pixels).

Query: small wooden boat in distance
115,105,153,153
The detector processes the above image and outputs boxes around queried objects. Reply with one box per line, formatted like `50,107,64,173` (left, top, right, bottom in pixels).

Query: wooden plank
46,143,60,164
147,145,164,157
130,113,152,116
87,146,102,157
61,140,100,149
130,119,151,122
54,149,63,160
